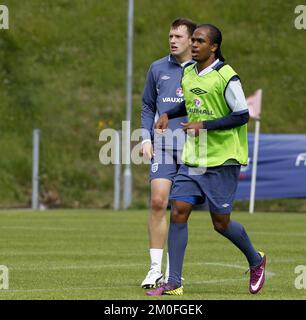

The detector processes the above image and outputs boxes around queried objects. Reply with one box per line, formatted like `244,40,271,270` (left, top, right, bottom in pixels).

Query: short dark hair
171,18,197,37
197,23,225,61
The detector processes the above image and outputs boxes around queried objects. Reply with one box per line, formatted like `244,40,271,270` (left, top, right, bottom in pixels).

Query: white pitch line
0,278,252,294
0,276,269,294
9,263,146,271
197,262,247,269
0,251,144,257
0,262,276,294
0,226,85,231
192,277,246,285
8,262,276,278
0,286,131,294
189,262,276,277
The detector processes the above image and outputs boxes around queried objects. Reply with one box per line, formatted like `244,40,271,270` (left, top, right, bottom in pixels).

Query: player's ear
211,43,218,53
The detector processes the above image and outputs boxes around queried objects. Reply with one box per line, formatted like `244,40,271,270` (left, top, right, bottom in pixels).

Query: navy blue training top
141,55,193,150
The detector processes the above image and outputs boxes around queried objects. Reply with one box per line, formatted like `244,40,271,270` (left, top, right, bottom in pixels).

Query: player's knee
171,204,188,222
213,220,229,233
172,204,185,216
211,213,230,233
151,196,168,212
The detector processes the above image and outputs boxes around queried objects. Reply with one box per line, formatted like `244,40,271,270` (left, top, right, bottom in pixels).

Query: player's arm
155,101,187,130
204,77,249,130
181,77,249,135
167,101,187,119
141,65,157,159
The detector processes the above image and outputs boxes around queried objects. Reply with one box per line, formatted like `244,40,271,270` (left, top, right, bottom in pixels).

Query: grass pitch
0,209,305,300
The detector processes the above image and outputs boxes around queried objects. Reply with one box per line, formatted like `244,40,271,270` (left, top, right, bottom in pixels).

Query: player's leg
146,164,204,295
210,212,262,267
141,148,178,289
206,165,266,294
147,199,193,296
141,178,172,288
210,212,266,294
149,178,171,249
167,199,193,285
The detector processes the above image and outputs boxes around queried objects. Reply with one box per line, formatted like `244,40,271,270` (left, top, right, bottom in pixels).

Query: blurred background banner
237,134,306,200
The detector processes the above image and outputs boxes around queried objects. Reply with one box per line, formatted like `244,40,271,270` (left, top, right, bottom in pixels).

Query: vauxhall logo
162,87,185,103
162,97,184,103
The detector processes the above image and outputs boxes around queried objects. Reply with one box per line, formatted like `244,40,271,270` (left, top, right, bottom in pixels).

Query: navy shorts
169,164,241,214
150,149,183,182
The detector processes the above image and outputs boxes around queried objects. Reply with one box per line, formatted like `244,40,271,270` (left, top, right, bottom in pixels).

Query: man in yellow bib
147,24,266,296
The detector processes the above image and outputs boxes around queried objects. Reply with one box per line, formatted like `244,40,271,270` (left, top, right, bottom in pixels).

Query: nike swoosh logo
251,269,264,291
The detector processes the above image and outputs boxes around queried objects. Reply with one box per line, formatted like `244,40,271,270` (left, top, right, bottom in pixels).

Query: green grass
0,0,306,209
0,209,305,300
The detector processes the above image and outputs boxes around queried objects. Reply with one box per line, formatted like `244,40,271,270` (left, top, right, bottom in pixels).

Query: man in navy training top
140,18,197,288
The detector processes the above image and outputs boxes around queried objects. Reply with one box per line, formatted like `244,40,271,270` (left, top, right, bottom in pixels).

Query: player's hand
141,141,154,160
155,113,169,133
181,121,204,136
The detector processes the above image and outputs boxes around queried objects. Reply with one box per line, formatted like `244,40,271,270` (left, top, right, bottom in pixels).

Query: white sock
165,252,169,282
150,248,163,273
